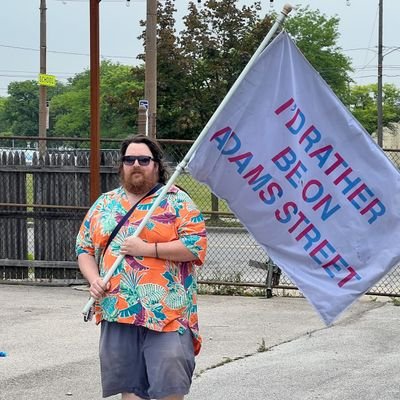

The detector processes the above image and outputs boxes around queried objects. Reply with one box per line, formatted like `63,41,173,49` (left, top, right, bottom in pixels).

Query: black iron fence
0,138,399,298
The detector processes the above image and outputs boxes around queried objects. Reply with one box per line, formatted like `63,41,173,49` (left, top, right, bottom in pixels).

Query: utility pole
377,0,383,148
39,0,47,155
89,0,101,203
145,0,157,138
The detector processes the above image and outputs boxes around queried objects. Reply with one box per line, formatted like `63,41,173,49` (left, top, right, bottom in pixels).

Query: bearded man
76,135,207,400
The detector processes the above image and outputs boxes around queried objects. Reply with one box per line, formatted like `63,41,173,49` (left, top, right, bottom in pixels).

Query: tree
138,0,192,139
154,1,354,139
153,0,270,139
101,62,144,138
3,81,39,136
348,83,400,134
49,72,90,138
284,7,353,102
0,97,9,134
153,0,188,139
1,80,65,137
50,61,145,139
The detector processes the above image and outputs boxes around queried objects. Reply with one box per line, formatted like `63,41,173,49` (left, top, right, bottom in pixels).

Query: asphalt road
1,285,399,400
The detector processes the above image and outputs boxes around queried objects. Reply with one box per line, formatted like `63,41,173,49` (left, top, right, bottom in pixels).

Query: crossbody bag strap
102,183,163,257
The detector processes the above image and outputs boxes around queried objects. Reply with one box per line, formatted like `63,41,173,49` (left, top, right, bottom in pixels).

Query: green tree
348,83,400,134
154,1,353,139
153,0,188,139
51,61,144,139
0,97,9,134
2,80,65,137
3,81,39,136
153,0,269,139
101,62,144,138
50,72,90,137
283,7,353,102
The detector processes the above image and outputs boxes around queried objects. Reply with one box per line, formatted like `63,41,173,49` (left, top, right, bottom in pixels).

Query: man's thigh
143,329,195,400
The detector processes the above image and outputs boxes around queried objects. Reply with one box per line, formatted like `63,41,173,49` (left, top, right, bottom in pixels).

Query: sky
0,0,399,97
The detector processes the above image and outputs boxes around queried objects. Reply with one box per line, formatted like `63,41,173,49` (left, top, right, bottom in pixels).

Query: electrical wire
363,5,379,65
0,43,138,60
342,47,377,53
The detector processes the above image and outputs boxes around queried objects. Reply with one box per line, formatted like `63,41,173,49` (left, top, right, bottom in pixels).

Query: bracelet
155,242,159,258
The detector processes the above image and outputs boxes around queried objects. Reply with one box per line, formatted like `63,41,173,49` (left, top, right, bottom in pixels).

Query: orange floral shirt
76,185,207,355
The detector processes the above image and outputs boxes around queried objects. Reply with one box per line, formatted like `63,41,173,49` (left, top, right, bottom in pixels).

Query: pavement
0,284,399,400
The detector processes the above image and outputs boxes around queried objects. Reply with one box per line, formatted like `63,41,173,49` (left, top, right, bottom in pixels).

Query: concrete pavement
0,284,399,400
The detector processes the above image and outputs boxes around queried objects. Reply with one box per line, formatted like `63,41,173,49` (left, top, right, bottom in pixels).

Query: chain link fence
0,138,399,298
386,149,400,169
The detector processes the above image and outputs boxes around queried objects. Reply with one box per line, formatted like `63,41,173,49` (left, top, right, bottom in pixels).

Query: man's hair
119,134,170,184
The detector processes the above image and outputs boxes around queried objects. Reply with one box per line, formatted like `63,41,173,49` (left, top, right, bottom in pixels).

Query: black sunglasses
122,155,154,166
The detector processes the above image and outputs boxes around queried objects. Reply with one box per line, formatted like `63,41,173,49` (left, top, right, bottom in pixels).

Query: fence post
210,192,220,222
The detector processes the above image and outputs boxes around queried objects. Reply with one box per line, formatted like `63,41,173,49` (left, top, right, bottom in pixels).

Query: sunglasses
122,155,154,166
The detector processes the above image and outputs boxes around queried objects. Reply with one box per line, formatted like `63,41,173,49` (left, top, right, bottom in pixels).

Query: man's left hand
120,237,153,257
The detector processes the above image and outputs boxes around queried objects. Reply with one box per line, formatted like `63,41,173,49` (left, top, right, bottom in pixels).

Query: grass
390,297,400,306
176,173,231,213
257,338,267,353
26,174,33,205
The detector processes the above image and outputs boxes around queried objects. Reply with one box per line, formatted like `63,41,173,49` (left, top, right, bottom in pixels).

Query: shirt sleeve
75,195,105,258
174,190,207,266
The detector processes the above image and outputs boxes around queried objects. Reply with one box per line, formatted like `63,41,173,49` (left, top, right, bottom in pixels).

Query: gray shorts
99,321,196,399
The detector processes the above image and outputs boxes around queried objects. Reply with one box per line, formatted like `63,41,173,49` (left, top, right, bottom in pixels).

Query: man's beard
121,168,157,195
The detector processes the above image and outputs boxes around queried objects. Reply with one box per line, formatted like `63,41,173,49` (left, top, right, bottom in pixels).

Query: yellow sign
39,73,57,87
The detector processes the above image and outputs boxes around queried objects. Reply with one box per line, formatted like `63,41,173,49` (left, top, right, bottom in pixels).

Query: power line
0,43,138,60
0,69,76,75
0,74,71,79
342,47,377,52
352,74,400,79
362,2,379,67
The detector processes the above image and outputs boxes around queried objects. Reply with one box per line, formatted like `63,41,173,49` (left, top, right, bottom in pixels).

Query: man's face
121,143,159,195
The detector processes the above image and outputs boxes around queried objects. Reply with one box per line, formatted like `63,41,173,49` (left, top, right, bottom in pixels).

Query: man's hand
120,237,153,257
89,277,111,300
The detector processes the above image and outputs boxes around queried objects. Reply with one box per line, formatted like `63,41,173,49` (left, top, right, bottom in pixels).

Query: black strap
103,183,163,256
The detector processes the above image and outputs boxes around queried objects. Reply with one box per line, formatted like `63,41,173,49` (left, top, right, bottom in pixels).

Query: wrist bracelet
155,242,159,258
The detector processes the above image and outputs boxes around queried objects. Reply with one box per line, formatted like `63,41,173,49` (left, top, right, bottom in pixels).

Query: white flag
188,32,400,325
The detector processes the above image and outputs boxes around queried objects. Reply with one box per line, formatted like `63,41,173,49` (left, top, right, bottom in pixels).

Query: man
76,135,207,400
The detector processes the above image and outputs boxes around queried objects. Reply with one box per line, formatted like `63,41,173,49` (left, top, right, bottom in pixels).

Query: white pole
145,108,149,137
82,4,294,316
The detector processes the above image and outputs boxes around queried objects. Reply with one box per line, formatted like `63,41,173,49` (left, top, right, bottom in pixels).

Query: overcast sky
0,0,399,97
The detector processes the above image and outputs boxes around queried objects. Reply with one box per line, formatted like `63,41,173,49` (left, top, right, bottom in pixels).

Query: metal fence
0,140,399,298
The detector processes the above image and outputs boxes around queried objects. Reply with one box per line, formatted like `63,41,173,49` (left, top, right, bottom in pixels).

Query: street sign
139,99,149,109
39,73,57,87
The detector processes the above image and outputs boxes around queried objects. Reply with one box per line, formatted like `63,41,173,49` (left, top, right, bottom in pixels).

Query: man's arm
78,253,110,300
120,237,197,262
120,189,206,263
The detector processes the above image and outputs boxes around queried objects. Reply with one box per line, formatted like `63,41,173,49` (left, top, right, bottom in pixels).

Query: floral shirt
76,185,207,355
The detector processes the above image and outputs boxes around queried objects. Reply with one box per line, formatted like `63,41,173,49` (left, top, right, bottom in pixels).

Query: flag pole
82,3,294,316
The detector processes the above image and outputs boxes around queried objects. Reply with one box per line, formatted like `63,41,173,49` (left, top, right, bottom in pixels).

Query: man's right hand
89,277,111,300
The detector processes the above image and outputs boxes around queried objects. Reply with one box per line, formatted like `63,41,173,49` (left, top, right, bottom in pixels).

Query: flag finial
282,4,294,16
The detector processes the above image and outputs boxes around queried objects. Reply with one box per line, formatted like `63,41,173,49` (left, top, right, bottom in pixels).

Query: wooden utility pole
377,0,383,147
89,0,101,203
39,0,47,155
145,0,157,138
